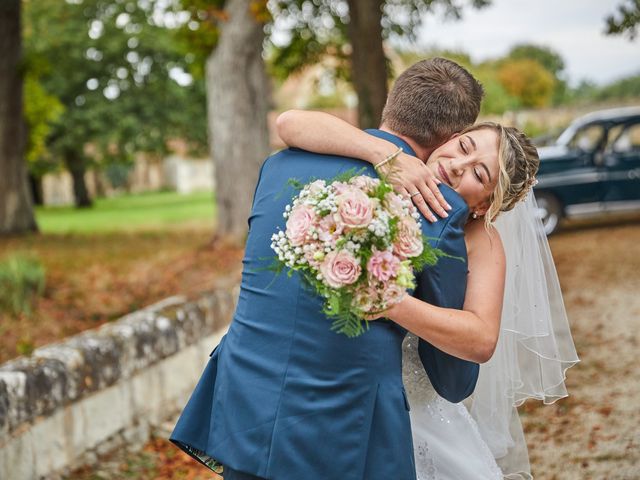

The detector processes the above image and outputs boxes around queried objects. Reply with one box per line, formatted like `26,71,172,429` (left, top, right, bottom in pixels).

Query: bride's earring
472,212,478,219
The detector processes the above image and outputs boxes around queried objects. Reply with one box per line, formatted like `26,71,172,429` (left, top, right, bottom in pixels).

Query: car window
604,124,625,152
612,122,640,154
568,124,605,152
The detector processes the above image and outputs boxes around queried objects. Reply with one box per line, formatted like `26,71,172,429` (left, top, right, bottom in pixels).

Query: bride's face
426,128,500,215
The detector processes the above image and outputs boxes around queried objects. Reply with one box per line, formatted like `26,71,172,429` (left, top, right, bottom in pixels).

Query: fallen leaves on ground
0,229,243,363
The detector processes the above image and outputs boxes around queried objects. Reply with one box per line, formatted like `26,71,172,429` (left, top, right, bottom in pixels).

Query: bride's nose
450,158,469,177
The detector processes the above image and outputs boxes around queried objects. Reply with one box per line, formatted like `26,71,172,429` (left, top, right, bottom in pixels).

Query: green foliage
174,0,227,78
561,75,640,105
520,119,552,141
23,54,64,175
306,91,349,109
265,1,491,83
0,255,46,317
23,0,208,186
471,62,521,114
605,0,640,40
104,162,134,189
398,43,638,112
395,47,474,73
505,43,568,105
497,59,556,108
596,74,640,101
16,337,36,357
507,44,564,76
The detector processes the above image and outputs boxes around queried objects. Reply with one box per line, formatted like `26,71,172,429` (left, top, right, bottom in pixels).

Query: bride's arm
276,110,450,221
277,110,394,165
386,222,506,364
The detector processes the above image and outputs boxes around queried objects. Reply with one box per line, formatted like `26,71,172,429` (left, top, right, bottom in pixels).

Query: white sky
408,0,640,86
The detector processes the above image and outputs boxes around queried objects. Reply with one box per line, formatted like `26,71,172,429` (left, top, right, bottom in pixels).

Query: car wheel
534,192,563,235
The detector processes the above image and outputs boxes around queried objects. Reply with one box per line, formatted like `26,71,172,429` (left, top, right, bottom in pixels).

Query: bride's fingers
397,185,411,199
363,312,386,321
426,176,451,212
417,181,448,219
411,187,438,222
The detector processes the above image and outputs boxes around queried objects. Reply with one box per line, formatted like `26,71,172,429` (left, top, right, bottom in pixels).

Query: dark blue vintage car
534,106,640,234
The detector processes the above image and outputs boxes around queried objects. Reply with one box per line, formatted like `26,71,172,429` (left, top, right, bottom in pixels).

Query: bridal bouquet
270,171,446,337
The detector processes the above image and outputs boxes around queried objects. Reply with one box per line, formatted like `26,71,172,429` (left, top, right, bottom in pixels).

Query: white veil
469,190,580,479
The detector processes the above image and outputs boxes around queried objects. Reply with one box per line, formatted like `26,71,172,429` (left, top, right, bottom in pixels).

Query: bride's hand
362,294,407,321
376,152,451,223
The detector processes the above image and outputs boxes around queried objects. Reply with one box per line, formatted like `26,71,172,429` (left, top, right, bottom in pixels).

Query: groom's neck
378,123,434,162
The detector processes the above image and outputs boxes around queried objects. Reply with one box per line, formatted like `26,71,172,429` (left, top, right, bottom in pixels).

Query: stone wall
0,287,237,479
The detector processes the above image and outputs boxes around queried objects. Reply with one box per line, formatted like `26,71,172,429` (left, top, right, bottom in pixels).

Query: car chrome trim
537,169,640,188
536,171,603,188
565,200,640,218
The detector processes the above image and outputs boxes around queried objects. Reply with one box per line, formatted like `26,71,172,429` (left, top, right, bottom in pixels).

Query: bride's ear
474,201,490,218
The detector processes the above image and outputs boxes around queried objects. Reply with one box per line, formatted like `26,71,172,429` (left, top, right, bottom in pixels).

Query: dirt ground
520,215,640,480
63,214,640,480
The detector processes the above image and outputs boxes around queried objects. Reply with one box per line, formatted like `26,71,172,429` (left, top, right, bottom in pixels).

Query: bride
276,110,579,479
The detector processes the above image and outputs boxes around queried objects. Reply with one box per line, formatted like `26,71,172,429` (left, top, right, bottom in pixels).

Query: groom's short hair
381,57,484,148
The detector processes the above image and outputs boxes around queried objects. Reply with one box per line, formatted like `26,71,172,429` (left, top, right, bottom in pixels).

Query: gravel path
521,218,640,480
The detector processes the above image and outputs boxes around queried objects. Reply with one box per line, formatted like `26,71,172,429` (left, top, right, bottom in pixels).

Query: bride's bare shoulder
464,219,505,260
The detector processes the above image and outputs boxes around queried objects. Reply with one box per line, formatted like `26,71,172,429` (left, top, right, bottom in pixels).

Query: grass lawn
35,190,216,233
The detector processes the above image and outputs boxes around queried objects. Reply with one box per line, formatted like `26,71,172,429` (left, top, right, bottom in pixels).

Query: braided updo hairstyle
461,122,540,226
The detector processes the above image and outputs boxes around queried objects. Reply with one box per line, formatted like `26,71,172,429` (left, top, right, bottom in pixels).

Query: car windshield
560,124,605,152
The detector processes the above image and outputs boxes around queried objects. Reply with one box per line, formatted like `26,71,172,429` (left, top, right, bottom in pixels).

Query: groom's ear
428,132,460,155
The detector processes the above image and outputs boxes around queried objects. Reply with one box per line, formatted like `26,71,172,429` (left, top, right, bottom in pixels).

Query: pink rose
317,213,344,245
307,179,326,196
332,181,351,196
384,191,406,217
349,175,380,193
367,249,401,282
337,187,374,228
320,250,362,288
393,218,424,259
286,205,316,246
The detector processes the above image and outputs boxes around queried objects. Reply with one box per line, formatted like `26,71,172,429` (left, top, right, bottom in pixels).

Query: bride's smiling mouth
438,163,452,186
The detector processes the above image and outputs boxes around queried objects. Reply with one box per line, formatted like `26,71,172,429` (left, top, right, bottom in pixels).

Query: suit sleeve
413,205,480,403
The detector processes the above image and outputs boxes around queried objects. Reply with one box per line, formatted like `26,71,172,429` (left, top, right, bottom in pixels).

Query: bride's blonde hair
461,122,539,227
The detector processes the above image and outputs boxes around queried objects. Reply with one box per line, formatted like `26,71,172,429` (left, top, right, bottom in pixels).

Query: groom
171,58,484,480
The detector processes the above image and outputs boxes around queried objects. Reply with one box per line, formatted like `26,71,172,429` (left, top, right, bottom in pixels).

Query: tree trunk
346,0,388,129
64,150,92,208
0,0,38,234
207,0,271,243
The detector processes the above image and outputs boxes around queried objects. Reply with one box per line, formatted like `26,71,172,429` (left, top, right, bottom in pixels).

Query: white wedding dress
403,333,504,479
403,192,579,480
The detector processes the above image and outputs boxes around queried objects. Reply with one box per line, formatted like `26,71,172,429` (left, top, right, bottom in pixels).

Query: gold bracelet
374,146,403,171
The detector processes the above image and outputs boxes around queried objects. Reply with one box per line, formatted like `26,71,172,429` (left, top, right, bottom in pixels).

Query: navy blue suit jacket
170,129,479,480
